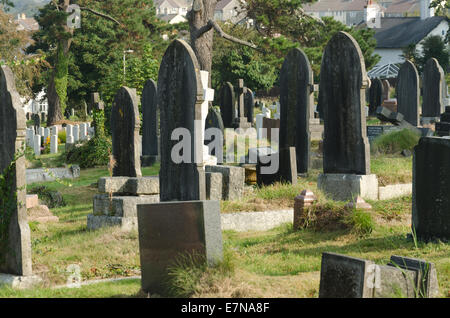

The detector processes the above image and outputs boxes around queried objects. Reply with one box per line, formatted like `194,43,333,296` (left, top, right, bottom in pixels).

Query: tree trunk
189,0,217,75
47,0,73,126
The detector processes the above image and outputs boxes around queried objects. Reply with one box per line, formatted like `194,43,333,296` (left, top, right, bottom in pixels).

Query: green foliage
345,209,375,237
402,35,449,73
92,109,105,138
66,135,112,168
28,186,66,208
372,129,421,155
54,43,69,114
58,130,66,144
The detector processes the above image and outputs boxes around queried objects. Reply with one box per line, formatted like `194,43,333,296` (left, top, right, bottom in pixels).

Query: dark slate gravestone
232,79,251,129
413,137,450,242
244,88,254,125
318,31,371,175
157,39,206,202
436,106,450,136
422,58,445,118
205,107,224,157
137,200,223,294
110,87,142,178
369,78,383,116
257,147,298,186
219,82,235,128
397,60,420,126
0,65,32,277
382,79,390,102
31,113,40,134
279,47,312,174
262,117,280,145
141,79,158,167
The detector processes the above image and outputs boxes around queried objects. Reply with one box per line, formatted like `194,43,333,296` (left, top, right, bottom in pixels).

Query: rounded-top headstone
220,82,235,128
397,60,419,126
142,78,158,158
280,47,313,174
369,78,383,116
157,39,206,202
422,58,445,118
318,31,370,175
111,86,142,177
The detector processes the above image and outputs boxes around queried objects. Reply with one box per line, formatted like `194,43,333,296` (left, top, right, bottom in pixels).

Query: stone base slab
378,183,412,200
221,210,293,232
318,174,379,201
93,194,160,217
0,274,42,290
421,117,440,125
98,177,159,195
87,214,138,232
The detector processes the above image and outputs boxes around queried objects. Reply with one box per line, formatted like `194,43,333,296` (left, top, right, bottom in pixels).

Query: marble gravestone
279,47,312,175
219,82,236,128
157,39,206,202
110,87,142,177
317,32,377,201
141,79,159,167
0,66,40,288
397,60,420,126
422,58,445,119
369,78,383,116
413,137,450,242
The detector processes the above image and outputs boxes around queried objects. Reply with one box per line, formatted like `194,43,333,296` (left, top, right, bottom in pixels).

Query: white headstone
73,125,79,142
50,135,58,154
34,135,41,156
200,70,217,166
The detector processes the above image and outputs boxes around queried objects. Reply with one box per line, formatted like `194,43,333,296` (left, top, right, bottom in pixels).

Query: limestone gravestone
0,65,39,288
279,47,312,174
397,60,420,126
219,82,235,128
413,137,450,242
369,78,383,116
317,32,377,201
157,39,206,201
422,58,445,119
141,79,159,166
110,87,142,177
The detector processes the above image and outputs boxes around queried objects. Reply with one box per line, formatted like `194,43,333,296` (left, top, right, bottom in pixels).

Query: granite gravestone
422,58,445,118
110,87,142,177
318,31,371,175
369,78,383,116
279,47,312,174
397,60,420,126
0,66,33,278
436,106,450,136
413,137,450,242
141,79,158,166
157,39,206,202
244,88,254,125
219,82,235,128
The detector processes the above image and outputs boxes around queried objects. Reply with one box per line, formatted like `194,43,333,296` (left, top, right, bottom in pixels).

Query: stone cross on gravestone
0,65,33,277
200,70,217,166
232,79,251,129
397,60,420,126
157,39,206,202
110,87,142,177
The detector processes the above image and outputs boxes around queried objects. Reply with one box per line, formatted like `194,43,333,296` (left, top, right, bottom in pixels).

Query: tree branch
79,7,123,26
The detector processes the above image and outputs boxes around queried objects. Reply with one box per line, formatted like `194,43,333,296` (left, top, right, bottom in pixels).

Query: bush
28,186,66,208
58,130,66,144
66,135,111,168
371,129,421,154
345,209,375,236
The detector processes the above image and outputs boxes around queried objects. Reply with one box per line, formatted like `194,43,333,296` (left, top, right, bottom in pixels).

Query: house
157,13,187,24
384,0,422,17
14,13,39,31
214,0,245,23
154,0,192,17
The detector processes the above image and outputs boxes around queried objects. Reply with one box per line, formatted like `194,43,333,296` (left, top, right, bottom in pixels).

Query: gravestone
0,65,38,287
317,32,376,201
141,79,158,167
279,47,312,174
436,106,450,136
219,82,235,128
369,78,383,116
110,87,142,177
262,117,280,145
397,60,420,126
157,39,206,201
244,88,254,125
232,79,251,129
382,79,390,101
422,58,445,119
412,137,450,242
91,92,104,111
205,107,224,157
31,113,40,134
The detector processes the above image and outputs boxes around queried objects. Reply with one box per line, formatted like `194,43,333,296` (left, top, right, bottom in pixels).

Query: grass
371,129,421,155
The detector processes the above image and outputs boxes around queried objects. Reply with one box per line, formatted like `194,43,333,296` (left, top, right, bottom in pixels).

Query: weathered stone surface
369,78,383,116
205,107,224,157
26,194,39,209
262,117,280,145
26,166,80,184
205,165,245,201
374,265,417,298
422,58,445,118
345,196,372,210
232,79,251,129
87,214,138,232
137,200,223,294
413,137,450,242
98,177,159,195
279,48,312,174
0,65,32,277
219,82,236,128
157,39,206,201
93,193,160,217
318,173,378,201
27,205,59,223
206,172,223,201
319,252,375,298
397,60,420,126
221,210,293,232
378,183,412,201
382,79,390,101
293,190,317,230
244,88,254,125
257,147,298,186
0,273,42,290
111,86,142,177
141,79,158,165
318,32,371,175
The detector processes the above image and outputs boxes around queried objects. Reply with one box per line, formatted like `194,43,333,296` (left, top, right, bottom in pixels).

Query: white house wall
415,20,448,54
374,48,404,65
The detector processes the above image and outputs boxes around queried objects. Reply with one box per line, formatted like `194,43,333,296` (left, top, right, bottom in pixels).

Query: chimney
420,0,435,20
365,0,382,28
